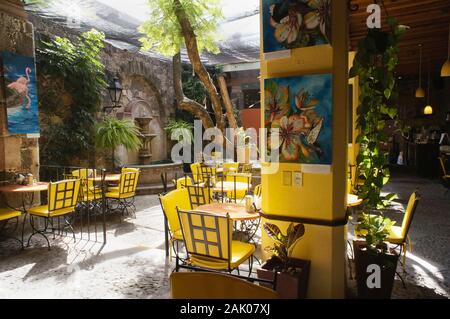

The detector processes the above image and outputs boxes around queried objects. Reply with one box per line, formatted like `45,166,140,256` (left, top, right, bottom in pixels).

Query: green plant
95,117,143,168
165,119,194,143
263,222,305,274
354,213,396,251
349,18,407,209
37,29,107,166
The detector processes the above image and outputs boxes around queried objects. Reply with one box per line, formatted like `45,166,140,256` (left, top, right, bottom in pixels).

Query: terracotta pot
353,240,399,299
256,256,310,299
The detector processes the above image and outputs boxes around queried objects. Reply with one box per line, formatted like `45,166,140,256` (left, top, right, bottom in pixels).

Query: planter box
353,240,399,299
257,256,310,299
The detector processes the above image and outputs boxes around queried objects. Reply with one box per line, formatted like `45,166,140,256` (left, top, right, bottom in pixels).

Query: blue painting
1,52,40,135
265,73,333,165
263,0,331,54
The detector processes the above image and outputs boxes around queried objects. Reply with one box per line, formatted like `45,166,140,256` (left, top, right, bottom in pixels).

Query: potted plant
164,119,194,173
257,222,310,299
353,213,398,299
95,116,142,170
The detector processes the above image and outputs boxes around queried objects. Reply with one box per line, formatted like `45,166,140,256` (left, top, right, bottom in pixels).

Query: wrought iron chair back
118,171,140,196
48,179,81,213
186,185,212,209
177,209,232,270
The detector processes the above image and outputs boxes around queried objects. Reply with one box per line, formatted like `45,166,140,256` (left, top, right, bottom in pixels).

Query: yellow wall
348,52,360,193
260,2,348,298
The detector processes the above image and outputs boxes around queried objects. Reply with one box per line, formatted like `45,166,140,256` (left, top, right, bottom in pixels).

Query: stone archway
116,96,166,166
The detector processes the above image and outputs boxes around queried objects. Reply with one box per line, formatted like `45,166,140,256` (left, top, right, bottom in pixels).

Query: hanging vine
37,29,107,166
349,18,407,209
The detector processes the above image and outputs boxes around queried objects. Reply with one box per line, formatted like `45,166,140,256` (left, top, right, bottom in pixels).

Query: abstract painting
263,0,331,54
265,73,333,165
0,51,40,135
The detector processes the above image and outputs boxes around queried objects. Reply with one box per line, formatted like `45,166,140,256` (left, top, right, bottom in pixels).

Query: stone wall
29,15,176,166
0,1,40,186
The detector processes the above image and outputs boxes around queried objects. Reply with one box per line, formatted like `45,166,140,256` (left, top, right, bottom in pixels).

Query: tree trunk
173,53,214,129
218,75,238,129
173,0,225,132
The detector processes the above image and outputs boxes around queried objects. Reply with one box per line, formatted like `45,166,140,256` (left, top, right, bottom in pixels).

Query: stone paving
0,173,448,299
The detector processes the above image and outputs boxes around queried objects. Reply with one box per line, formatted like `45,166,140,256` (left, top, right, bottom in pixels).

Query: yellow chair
70,169,102,202
438,157,450,189
190,163,202,184
176,209,255,274
170,272,278,299
159,188,192,258
186,185,213,209
27,179,81,248
223,162,239,174
387,192,420,272
105,170,140,217
241,163,253,174
172,176,193,189
0,208,22,246
122,167,140,174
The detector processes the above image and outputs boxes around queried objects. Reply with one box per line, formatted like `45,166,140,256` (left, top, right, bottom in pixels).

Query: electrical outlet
293,172,303,187
283,171,292,186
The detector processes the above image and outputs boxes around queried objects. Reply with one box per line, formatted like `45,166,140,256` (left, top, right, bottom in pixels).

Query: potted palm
164,119,194,173
95,116,142,170
353,214,398,299
257,222,310,299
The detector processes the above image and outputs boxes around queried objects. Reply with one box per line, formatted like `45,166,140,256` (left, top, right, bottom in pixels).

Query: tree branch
218,75,238,129
173,53,214,129
173,0,225,132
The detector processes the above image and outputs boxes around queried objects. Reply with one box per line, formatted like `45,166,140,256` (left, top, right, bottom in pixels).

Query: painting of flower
265,74,332,164
263,0,331,53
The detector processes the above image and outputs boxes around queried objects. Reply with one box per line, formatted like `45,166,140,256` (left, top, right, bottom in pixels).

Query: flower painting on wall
265,74,333,165
263,0,331,53
0,51,40,135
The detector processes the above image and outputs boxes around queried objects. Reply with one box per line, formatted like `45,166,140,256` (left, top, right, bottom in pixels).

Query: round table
91,174,121,183
201,181,252,193
195,203,260,221
0,182,49,193
0,182,50,244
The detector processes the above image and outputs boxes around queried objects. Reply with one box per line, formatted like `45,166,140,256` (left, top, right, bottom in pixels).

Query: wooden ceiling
349,0,450,76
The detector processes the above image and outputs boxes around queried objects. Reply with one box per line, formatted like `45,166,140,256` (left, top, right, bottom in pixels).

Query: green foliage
165,119,194,143
182,64,208,104
355,214,396,251
37,29,107,165
264,222,305,274
95,117,143,152
139,0,223,56
349,18,406,210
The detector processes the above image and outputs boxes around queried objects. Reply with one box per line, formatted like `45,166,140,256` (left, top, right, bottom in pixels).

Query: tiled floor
0,173,448,299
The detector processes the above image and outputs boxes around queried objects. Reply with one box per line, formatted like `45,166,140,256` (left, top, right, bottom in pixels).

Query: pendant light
415,44,425,97
441,22,450,77
424,60,433,115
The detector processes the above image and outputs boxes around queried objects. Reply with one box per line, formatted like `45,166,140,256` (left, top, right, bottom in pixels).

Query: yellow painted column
260,2,348,298
348,52,360,193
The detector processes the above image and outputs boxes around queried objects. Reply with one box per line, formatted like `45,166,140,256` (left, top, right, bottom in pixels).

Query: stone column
0,1,40,187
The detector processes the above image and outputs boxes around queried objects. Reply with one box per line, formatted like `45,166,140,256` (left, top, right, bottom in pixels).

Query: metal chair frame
176,209,254,277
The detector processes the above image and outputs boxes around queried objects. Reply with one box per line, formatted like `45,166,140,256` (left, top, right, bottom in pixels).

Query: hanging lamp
415,44,425,97
424,60,433,115
441,22,450,77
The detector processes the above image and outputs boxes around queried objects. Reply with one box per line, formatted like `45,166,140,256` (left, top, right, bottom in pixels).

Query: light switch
293,172,303,187
283,171,292,186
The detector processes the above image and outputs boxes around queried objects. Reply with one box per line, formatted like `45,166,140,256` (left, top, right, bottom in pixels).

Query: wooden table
0,182,49,193
200,181,251,193
347,194,363,207
89,174,121,183
195,203,260,221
